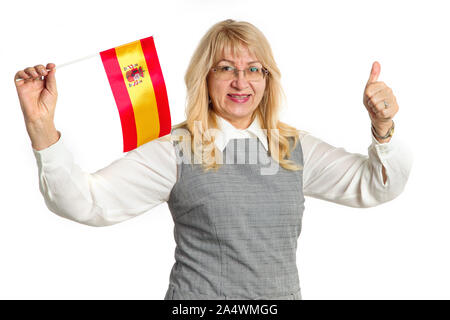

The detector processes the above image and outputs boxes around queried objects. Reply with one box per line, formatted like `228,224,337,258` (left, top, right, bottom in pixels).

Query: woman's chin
225,105,255,118
227,111,254,121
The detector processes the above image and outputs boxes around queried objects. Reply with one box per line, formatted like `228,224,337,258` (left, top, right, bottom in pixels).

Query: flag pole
15,53,98,81
55,53,98,69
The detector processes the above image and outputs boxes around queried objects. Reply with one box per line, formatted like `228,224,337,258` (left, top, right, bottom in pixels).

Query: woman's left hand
363,61,399,135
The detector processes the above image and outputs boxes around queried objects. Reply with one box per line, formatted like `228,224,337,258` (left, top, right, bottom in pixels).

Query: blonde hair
172,19,303,172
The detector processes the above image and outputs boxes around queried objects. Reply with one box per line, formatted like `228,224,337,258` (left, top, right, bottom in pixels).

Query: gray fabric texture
165,129,305,300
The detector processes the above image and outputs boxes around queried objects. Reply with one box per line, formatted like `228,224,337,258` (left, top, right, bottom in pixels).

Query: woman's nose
231,70,250,89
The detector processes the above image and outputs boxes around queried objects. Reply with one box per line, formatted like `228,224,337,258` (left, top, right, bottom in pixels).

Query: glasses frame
210,64,270,81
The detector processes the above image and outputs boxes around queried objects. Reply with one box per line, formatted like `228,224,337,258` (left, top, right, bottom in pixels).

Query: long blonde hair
172,19,303,172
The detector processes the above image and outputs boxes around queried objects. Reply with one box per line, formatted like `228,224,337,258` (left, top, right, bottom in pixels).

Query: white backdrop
1,0,448,299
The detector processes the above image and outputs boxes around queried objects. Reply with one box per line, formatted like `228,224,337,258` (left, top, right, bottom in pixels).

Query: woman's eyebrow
218,59,261,65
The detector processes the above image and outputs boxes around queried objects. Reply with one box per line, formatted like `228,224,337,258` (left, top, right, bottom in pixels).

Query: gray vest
164,128,305,300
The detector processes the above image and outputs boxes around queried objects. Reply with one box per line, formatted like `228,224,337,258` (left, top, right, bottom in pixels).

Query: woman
14,19,412,300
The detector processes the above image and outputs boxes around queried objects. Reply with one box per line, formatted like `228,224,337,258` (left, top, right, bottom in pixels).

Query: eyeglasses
211,64,269,81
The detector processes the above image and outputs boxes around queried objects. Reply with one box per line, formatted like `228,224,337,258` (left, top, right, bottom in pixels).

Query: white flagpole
15,52,98,81
54,53,98,69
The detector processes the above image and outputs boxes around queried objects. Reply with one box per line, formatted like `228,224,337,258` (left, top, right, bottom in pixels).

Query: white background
1,0,448,299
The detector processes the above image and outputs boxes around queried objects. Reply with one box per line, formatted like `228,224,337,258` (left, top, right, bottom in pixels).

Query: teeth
229,94,250,98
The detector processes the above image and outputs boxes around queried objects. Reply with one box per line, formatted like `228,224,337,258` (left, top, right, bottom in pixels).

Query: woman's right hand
14,63,60,150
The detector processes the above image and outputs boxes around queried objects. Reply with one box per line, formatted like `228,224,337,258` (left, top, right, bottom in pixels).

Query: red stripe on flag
100,48,137,152
140,36,172,137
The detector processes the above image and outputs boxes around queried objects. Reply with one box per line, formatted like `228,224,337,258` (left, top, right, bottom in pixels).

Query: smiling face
207,46,266,129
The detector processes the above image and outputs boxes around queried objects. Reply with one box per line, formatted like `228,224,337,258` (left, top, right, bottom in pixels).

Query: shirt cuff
370,129,398,158
32,131,73,170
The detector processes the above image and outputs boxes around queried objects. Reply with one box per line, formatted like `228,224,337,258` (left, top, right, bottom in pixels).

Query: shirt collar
213,114,269,152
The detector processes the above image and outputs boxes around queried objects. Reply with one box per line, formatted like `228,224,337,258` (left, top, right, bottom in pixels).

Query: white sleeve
32,133,177,227
301,130,413,208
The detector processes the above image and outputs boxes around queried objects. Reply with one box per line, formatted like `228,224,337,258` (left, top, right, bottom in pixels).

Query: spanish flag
100,36,171,152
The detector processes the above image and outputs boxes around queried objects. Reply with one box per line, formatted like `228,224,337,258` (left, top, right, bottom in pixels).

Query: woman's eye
249,67,260,72
221,66,234,72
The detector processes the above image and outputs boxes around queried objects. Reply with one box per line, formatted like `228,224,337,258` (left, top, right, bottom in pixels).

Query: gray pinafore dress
164,129,305,300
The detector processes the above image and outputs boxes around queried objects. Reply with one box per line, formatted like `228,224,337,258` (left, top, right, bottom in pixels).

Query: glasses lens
215,66,234,80
246,67,263,81
213,65,266,81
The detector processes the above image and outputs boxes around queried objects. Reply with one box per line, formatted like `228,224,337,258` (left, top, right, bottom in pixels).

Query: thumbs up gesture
363,61,398,138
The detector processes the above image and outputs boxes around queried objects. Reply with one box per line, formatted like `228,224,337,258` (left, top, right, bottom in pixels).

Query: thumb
45,63,57,94
367,61,381,84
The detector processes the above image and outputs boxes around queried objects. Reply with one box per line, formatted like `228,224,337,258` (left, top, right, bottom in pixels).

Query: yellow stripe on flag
115,40,160,147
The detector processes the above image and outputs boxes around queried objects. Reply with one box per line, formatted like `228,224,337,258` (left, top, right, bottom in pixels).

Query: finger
370,97,393,119
46,62,56,70
14,70,31,86
14,70,31,81
368,100,391,119
366,61,381,85
372,104,393,119
370,89,393,110
367,100,380,115
24,67,40,79
34,64,48,77
45,63,57,93
365,81,387,99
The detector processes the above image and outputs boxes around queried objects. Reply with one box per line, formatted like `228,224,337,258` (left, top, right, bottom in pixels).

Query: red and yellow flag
100,36,171,152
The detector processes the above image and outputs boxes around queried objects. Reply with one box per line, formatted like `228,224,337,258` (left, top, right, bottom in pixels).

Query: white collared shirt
213,114,269,152
32,115,413,227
